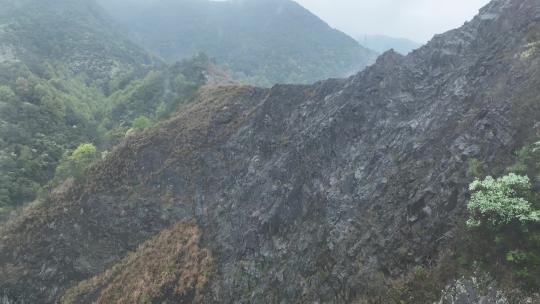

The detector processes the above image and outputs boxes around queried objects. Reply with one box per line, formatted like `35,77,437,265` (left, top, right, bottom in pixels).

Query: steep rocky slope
97,0,377,86
2,0,540,302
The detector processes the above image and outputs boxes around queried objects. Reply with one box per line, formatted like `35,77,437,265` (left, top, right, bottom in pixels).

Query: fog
294,0,491,43
100,0,492,43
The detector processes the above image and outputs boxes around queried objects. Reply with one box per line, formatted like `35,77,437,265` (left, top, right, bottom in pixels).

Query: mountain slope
0,0,155,85
0,0,213,211
2,0,540,302
0,0,153,210
98,0,377,86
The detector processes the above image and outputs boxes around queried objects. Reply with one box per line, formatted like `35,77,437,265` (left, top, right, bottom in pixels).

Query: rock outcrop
438,277,540,304
1,0,540,302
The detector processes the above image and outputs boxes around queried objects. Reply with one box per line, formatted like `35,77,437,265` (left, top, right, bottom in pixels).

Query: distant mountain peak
356,34,423,55
98,0,377,85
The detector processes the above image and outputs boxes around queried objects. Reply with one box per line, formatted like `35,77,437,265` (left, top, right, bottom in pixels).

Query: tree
466,158,484,179
0,174,12,212
53,143,100,183
466,174,540,229
132,115,151,131
0,85,17,104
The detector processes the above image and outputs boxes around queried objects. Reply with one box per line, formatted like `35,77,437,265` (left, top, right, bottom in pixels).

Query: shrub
506,249,540,284
0,85,17,104
506,147,531,175
132,115,151,131
466,158,484,179
53,143,100,184
466,174,540,229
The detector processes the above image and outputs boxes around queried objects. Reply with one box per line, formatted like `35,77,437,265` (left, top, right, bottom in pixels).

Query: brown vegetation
61,221,214,304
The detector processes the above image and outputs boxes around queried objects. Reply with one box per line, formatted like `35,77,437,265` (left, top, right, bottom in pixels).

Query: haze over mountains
1,0,540,303
356,34,422,55
97,0,377,86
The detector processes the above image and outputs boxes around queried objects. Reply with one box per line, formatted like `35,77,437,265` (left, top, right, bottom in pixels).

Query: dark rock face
2,0,540,303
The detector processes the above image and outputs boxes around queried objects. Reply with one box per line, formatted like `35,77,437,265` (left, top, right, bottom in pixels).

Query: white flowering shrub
466,173,540,229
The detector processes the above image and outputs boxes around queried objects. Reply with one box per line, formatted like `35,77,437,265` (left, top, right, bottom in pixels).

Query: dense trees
0,60,100,210
0,56,209,211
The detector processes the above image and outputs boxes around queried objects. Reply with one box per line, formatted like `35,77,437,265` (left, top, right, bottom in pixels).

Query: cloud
293,0,491,42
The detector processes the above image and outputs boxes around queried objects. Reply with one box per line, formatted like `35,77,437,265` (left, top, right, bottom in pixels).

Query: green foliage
0,0,164,209
506,249,540,283
0,59,203,208
506,250,532,264
132,116,151,131
466,158,484,179
100,59,203,145
52,143,100,184
465,147,540,289
516,146,532,164
155,103,169,120
506,147,531,175
466,174,540,229
0,0,220,210
0,85,17,104
0,61,103,207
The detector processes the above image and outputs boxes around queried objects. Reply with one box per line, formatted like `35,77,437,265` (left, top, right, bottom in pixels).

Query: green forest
0,56,210,212
0,0,211,212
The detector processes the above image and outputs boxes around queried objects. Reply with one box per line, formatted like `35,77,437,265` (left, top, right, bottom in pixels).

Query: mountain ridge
98,0,378,86
356,34,422,55
2,0,540,302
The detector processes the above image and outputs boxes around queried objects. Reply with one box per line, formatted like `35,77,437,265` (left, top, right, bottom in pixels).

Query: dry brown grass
61,221,214,304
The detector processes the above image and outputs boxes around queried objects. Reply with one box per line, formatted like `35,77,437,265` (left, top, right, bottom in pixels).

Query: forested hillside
98,0,377,86
0,0,215,211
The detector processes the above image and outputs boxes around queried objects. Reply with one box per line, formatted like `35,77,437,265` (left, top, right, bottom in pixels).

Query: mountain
0,0,215,211
2,0,540,303
97,0,378,86
356,34,422,55
0,0,155,85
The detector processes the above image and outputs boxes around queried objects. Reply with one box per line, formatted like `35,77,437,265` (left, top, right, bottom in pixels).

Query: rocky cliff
1,0,540,303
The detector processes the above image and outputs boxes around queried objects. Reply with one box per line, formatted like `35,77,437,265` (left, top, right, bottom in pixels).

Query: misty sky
293,0,491,43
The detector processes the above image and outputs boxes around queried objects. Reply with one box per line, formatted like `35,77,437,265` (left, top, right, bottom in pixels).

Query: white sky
293,0,491,43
